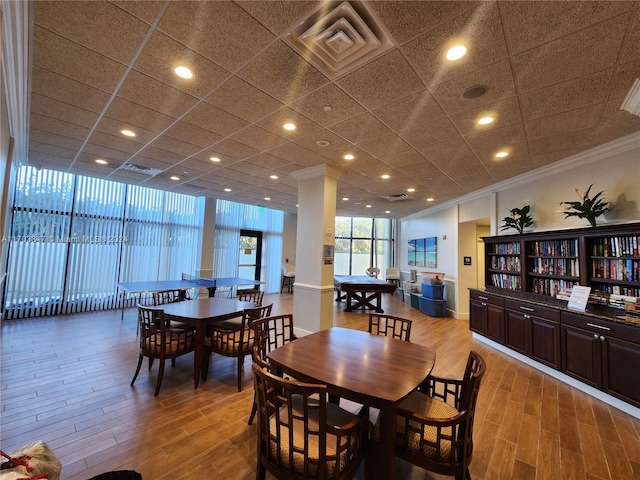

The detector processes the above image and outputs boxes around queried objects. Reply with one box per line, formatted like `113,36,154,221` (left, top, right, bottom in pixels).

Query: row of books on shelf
493,243,520,255
592,258,640,282
593,284,640,297
591,235,640,257
490,256,521,272
529,258,579,277
490,273,521,290
530,239,578,257
530,278,576,299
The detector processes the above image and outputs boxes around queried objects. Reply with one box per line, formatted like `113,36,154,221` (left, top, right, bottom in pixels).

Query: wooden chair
368,313,412,341
152,289,195,331
130,305,195,396
247,313,297,425
237,288,264,306
396,351,487,480
252,363,367,480
206,303,273,391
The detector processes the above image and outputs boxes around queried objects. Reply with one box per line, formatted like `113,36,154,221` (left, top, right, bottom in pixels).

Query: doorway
239,230,262,290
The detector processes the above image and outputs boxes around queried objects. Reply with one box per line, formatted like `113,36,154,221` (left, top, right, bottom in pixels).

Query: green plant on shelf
500,204,534,234
561,184,609,227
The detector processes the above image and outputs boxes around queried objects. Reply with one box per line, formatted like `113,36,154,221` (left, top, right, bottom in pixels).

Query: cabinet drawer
470,291,504,307
562,312,640,344
505,299,560,322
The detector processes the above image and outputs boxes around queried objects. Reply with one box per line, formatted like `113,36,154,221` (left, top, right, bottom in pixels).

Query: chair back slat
368,314,412,341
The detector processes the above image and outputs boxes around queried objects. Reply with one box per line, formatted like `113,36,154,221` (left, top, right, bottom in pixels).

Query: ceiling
24,0,640,218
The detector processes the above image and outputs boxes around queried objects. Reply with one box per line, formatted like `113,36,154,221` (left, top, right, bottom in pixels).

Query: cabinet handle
586,323,610,331
524,314,530,319
600,336,605,341
593,334,599,339
519,306,535,312
478,296,488,301
482,302,487,307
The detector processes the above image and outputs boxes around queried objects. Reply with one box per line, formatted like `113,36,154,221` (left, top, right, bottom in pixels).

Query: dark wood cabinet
469,291,504,343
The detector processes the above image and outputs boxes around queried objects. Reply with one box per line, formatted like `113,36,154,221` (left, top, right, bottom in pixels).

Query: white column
291,165,341,334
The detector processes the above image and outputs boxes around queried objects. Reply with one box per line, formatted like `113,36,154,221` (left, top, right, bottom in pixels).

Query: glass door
239,229,262,290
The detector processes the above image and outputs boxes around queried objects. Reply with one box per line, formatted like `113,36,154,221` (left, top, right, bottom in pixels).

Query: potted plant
561,184,609,227
500,204,534,234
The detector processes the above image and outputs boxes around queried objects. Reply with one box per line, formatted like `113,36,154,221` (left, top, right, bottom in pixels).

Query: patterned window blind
4,166,204,319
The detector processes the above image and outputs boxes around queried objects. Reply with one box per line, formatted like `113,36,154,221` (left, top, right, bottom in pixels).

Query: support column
291,165,341,335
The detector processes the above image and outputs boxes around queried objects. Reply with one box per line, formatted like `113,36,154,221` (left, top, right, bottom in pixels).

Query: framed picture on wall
408,237,437,268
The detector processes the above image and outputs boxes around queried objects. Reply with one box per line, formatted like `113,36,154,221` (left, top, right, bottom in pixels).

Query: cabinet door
469,298,486,334
485,303,505,344
602,336,640,407
561,324,602,389
530,316,560,370
505,310,528,355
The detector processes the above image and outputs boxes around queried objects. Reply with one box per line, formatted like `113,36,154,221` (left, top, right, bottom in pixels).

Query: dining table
162,297,254,388
267,327,436,480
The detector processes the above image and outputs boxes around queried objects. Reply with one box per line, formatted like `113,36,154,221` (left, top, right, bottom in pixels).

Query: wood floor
2,292,639,480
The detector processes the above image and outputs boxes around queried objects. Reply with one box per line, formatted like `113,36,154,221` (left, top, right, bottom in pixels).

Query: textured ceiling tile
181,103,250,137
29,141,77,162
431,60,517,116
88,130,146,155
31,66,111,113
74,157,121,175
487,165,532,183
601,96,640,123
620,8,640,64
33,27,126,92
93,115,158,144
368,1,479,45
111,1,166,23
164,121,223,149
34,1,150,64
133,146,181,164
293,129,351,154
291,84,366,127
336,50,424,109
257,107,322,138
379,149,430,169
525,105,604,140
178,158,218,175
530,146,590,169
465,123,528,154
592,117,640,144
108,169,154,185
438,157,487,175
403,2,508,85
230,126,289,151
267,142,318,163
449,96,522,137
133,31,230,99
399,116,460,149
238,41,329,103
195,139,260,162
499,1,633,55
519,70,613,120
358,134,413,158
159,1,275,71
30,129,84,152
419,138,476,163
373,90,446,131
30,113,92,141
126,154,174,172
83,143,134,163
329,113,392,144
147,135,201,158
205,76,283,123
236,1,319,35
31,93,100,128
609,57,640,98
512,15,628,93
249,153,292,170
105,97,176,133
28,150,73,170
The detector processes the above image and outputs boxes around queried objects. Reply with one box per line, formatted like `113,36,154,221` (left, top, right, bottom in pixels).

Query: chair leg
131,354,143,386
237,356,244,392
148,357,154,371
247,391,257,425
154,359,166,396
256,460,266,480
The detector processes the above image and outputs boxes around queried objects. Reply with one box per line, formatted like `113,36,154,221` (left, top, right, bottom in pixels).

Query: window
334,216,395,275
3,166,204,318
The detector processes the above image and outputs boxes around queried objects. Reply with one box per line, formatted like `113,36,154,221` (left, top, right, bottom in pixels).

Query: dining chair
280,264,295,293
152,289,195,331
385,266,401,287
252,363,367,480
130,305,195,396
206,303,273,391
237,288,264,306
396,351,486,480
247,313,297,425
368,313,412,341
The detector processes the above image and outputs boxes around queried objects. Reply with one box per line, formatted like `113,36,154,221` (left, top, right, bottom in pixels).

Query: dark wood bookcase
483,222,640,300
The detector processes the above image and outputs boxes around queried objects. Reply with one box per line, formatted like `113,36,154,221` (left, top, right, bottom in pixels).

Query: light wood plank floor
2,293,639,479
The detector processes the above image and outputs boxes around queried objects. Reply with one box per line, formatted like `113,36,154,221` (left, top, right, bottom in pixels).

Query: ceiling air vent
285,1,394,79
383,193,412,201
121,163,162,176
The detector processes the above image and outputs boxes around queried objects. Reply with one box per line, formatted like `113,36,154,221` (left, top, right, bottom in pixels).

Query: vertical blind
4,166,204,319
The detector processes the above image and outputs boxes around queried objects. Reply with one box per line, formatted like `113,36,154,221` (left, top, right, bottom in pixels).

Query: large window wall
3,166,204,319
334,216,395,276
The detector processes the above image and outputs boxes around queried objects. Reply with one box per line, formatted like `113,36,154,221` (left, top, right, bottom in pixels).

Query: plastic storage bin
421,271,445,285
419,297,446,317
410,293,421,309
422,283,445,299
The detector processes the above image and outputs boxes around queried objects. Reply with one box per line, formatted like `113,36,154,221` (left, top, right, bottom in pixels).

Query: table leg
367,404,397,480
193,326,205,389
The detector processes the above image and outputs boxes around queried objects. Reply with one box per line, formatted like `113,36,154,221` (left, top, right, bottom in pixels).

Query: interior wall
282,212,297,267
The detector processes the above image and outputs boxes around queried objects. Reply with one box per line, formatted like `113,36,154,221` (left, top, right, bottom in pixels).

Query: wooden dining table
162,297,254,388
267,327,436,480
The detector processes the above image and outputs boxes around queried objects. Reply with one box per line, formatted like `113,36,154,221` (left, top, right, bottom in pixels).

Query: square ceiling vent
285,1,394,79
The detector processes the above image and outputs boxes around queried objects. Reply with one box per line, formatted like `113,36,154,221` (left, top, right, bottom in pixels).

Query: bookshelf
482,222,640,302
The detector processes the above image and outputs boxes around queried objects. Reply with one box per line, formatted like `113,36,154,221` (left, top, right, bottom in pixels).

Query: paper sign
567,285,592,311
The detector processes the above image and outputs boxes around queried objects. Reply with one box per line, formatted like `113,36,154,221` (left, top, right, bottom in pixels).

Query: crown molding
621,78,640,117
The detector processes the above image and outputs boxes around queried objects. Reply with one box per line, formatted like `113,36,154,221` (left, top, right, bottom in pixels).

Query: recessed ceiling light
283,123,296,131
381,174,390,179
427,197,435,202
495,151,509,158
120,129,136,137
477,116,494,125
342,197,349,201
407,188,415,193
173,66,193,79
170,176,180,181
224,188,232,192
343,154,354,160
209,156,221,162
385,210,391,214
366,205,372,208
270,175,279,179
264,197,271,201
95,159,108,165
446,45,467,61
463,86,487,100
